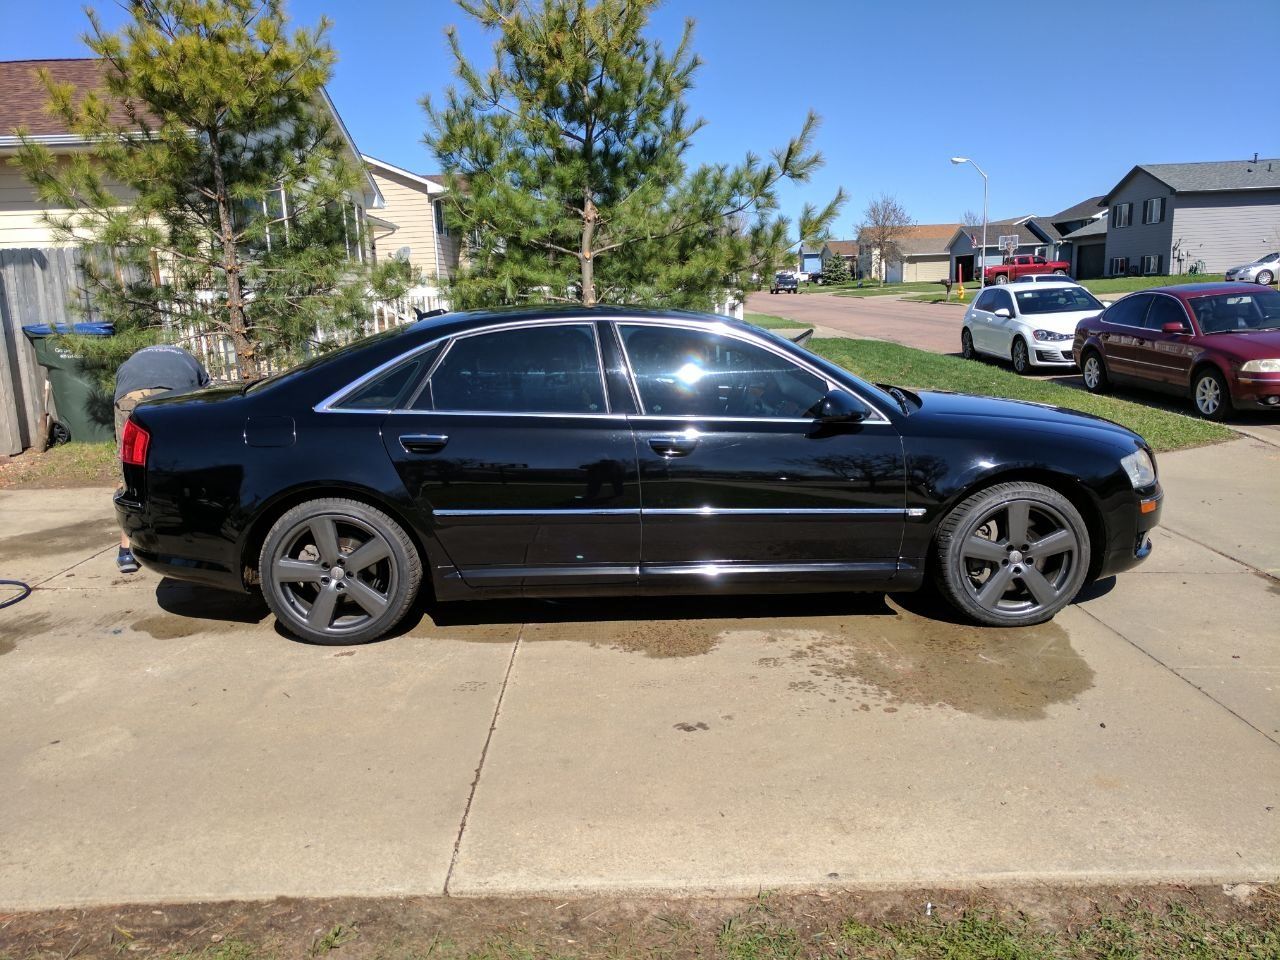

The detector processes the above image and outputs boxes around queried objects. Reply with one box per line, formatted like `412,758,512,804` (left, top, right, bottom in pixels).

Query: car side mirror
993,307,1012,318
818,389,869,423
1161,321,1190,334
1101,300,1114,307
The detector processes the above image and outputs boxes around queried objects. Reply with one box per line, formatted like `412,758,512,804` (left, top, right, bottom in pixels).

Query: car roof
1006,280,1084,290
1155,282,1278,299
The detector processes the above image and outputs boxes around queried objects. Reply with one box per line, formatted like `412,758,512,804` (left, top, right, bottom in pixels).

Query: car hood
1017,309,1104,334
1197,329,1280,360
907,388,1144,446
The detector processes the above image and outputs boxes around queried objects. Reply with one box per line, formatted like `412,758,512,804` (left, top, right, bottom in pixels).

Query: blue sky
3,0,1275,236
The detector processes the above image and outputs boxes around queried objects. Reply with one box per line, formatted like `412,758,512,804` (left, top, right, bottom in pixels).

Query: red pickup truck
984,254,1071,284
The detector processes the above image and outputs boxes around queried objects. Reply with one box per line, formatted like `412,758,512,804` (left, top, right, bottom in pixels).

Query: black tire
260,497,422,645
1081,349,1109,393
770,288,777,294
934,481,1091,627
1257,270,1274,286
961,326,976,360
1191,367,1231,421
1011,337,1031,375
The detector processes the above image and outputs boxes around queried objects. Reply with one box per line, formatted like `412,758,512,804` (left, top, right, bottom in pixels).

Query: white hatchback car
962,281,1106,373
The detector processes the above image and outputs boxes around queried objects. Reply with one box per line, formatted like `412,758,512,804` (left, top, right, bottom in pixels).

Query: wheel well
933,469,1108,582
240,485,427,587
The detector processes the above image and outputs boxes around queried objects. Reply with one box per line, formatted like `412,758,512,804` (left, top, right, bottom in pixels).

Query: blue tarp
21,322,115,338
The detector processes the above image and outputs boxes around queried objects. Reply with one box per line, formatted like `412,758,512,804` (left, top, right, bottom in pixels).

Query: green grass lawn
1081,273,1225,294
809,338,1233,452
829,280,954,298
744,311,812,330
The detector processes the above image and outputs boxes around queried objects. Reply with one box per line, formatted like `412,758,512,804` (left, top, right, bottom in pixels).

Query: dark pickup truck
770,272,799,294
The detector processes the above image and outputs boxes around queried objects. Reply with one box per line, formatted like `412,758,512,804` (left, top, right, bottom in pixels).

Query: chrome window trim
316,313,892,423
433,506,925,518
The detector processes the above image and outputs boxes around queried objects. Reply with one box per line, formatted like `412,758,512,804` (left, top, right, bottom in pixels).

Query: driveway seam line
1077,606,1279,749
1160,525,1280,583
30,544,118,588
443,623,523,895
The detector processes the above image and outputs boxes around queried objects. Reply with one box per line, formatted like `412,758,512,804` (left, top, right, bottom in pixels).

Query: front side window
1144,296,1190,331
619,325,827,419
1015,287,1104,314
990,290,1015,313
427,324,605,414
973,289,997,311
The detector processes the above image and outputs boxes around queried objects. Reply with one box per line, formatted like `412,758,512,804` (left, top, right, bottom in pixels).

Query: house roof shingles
1048,195,1106,224
0,58,136,137
1138,158,1280,194
1062,217,1107,240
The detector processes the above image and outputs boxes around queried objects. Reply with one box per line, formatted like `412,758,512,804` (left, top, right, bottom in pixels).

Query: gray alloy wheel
1081,351,1109,393
260,498,422,645
934,482,1091,627
961,327,976,360
1192,368,1230,421
1011,337,1031,374
1053,268,1067,276
1257,269,1274,286
994,273,1009,284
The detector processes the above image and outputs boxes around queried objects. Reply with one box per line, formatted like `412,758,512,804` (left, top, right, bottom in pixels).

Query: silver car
1225,252,1279,285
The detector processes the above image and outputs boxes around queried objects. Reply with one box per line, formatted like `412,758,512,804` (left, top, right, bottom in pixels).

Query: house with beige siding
361,155,462,286
1099,158,1280,276
859,223,962,283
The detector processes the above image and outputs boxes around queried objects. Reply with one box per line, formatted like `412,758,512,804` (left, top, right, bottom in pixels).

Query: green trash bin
22,322,116,444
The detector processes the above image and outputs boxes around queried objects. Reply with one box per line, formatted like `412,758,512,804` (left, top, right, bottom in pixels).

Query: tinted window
1102,294,1151,328
990,290,1014,313
973,289,997,311
1014,287,1104,314
427,324,606,413
1189,291,1280,333
619,325,827,418
336,345,440,410
1144,296,1190,330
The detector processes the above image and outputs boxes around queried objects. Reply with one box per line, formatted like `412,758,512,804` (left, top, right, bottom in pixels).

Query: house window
1109,256,1129,276
1142,198,1165,225
1112,202,1132,228
434,199,448,237
1141,254,1163,275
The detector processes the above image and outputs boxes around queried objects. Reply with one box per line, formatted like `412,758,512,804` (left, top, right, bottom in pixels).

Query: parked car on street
984,254,1072,285
116,308,1162,643
1225,252,1279,286
770,272,798,294
1075,283,1280,420
962,282,1106,373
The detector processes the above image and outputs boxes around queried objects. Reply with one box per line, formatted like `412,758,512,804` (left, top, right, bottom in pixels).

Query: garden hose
0,579,32,610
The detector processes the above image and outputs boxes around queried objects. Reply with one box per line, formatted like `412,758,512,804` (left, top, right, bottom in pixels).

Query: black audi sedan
116,307,1162,644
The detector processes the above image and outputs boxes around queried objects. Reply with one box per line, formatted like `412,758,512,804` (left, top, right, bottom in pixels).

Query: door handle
399,433,449,454
649,435,699,458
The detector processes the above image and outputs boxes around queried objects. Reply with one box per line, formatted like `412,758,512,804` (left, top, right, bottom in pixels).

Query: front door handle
649,435,699,458
399,433,449,454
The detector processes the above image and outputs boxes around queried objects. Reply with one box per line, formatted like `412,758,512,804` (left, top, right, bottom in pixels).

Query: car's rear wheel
1257,269,1274,286
260,498,422,645
1053,268,1067,276
1191,367,1231,421
934,482,1091,627
993,273,1009,284
1081,350,1109,393
1011,337,1031,374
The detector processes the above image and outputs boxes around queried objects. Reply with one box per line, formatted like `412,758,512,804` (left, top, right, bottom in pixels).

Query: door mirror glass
818,389,868,423
993,307,1012,318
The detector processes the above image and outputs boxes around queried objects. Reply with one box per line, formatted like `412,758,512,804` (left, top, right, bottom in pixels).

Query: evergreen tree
15,0,413,381
823,248,850,284
424,0,845,310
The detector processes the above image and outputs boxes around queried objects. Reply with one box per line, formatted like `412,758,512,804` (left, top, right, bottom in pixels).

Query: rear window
1014,287,1103,314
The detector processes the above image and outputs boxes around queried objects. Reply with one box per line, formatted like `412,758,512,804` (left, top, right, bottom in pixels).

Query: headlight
1121,449,1157,489
1032,329,1073,342
1240,359,1280,373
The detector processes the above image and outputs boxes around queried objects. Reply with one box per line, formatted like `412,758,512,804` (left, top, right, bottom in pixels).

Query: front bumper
1030,343,1076,366
1096,485,1162,579
1233,372,1280,410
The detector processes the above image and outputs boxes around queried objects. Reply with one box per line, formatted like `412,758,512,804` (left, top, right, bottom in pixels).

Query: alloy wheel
1012,339,1029,374
957,499,1081,617
1083,355,1101,389
268,513,399,638
1194,375,1222,416
1258,270,1274,286
961,328,975,359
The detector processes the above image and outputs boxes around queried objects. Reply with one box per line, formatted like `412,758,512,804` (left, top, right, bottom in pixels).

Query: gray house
946,216,1061,282
1099,158,1280,276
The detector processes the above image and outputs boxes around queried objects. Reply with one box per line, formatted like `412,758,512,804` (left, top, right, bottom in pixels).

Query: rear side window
1102,294,1151,328
426,324,606,414
334,344,440,410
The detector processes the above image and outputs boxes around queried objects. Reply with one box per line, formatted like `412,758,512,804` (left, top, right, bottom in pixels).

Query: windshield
1014,287,1103,314
1190,291,1280,333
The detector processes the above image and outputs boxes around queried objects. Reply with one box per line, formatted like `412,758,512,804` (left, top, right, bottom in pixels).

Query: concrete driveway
1,440,1277,909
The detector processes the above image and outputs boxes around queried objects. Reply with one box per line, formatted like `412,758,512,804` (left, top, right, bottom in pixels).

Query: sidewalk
0,440,1276,909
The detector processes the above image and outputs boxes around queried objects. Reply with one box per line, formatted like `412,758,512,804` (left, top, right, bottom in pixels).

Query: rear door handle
649,435,699,458
399,433,449,454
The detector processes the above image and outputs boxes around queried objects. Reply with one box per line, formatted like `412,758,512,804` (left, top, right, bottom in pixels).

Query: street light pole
951,157,989,290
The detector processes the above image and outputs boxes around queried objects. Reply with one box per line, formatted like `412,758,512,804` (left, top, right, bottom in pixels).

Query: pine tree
823,248,850,284
14,0,413,381
424,0,845,311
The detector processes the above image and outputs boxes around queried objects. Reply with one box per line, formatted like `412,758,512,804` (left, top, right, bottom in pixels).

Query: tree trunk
207,128,260,380
580,195,597,306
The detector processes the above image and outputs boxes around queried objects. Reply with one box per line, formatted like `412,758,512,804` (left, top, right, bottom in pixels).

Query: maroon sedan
1073,282,1280,420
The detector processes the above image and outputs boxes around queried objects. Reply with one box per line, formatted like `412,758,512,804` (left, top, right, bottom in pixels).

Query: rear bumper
115,491,246,593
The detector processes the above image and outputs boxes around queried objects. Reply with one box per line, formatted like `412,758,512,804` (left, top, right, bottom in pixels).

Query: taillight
120,418,150,466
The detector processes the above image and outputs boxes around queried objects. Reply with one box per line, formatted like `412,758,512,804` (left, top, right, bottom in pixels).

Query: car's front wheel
1257,269,1274,286
1081,350,1109,393
1011,337,1031,374
934,482,1091,627
961,327,976,360
260,498,422,645
1191,367,1231,421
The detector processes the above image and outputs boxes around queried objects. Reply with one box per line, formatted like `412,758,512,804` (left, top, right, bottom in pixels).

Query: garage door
1076,243,1105,280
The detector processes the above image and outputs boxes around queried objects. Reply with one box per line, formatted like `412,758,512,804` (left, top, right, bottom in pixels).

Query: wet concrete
0,517,120,561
